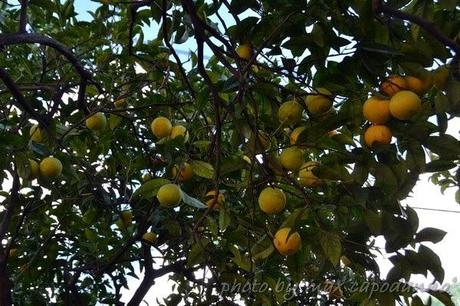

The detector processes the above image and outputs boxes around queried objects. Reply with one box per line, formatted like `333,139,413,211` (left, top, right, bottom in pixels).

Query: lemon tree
0,1,459,305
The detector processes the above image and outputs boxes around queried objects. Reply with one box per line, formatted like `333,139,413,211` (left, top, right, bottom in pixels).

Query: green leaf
415,227,447,244
425,160,456,172
280,207,309,228
15,152,30,179
218,208,231,232
425,135,460,160
418,245,445,283
190,160,214,179
364,210,382,235
230,245,251,272
319,231,341,266
427,290,455,306
108,114,122,130
254,244,274,261
187,241,208,267
181,191,207,209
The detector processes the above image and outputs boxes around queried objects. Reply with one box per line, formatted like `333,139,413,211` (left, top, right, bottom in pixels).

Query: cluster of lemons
149,116,225,210
362,74,431,147
26,125,63,180
237,43,449,257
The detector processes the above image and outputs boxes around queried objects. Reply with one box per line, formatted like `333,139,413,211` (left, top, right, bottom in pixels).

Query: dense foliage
0,0,459,305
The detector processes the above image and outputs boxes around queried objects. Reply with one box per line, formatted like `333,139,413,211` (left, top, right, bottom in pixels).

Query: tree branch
127,260,186,306
372,0,460,54
161,0,196,99
0,167,20,252
18,0,29,33
0,66,49,127
0,33,92,79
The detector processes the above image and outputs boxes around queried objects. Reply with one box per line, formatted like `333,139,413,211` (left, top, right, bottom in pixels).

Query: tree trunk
0,264,12,306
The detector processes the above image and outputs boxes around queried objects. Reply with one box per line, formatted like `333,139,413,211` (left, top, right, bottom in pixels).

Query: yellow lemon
172,162,193,182
362,97,391,124
389,90,421,120
305,88,333,116
157,183,182,207
290,126,306,145
258,187,286,214
278,100,304,126
279,147,304,171
39,157,63,178
236,43,253,60
150,116,172,138
380,75,407,97
273,227,301,256
364,125,392,147
205,190,225,209
298,161,321,187
29,124,44,143
28,159,40,179
404,76,426,95
170,125,188,140
86,112,107,131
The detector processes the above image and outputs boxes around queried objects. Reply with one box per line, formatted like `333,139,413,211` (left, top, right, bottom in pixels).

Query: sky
6,0,460,304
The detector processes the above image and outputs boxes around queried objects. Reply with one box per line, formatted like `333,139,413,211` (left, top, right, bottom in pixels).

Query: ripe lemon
389,90,421,120
278,100,303,126
29,124,44,143
172,162,193,182
39,156,63,178
298,161,321,187
279,147,304,171
205,190,225,209
150,116,172,138
86,112,107,131
258,187,286,214
380,75,407,97
273,227,301,256
28,159,40,179
290,126,306,145
157,183,182,207
404,76,427,95
142,232,157,244
362,97,391,124
236,43,252,60
170,125,188,140
364,125,392,147
305,88,333,116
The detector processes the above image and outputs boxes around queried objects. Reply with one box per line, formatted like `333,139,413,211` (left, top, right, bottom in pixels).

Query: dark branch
372,0,460,54
127,260,186,306
0,33,92,80
127,0,153,55
0,167,20,251
18,0,29,33
0,66,50,127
